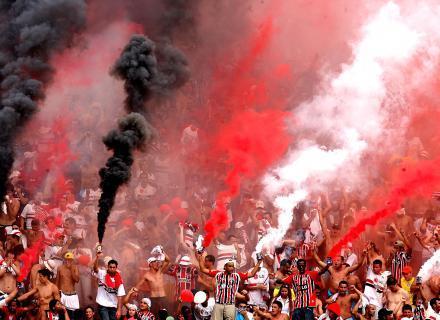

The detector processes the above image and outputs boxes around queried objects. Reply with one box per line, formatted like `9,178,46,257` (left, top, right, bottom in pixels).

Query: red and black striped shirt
283,271,318,308
209,270,248,304
391,251,410,281
169,265,198,300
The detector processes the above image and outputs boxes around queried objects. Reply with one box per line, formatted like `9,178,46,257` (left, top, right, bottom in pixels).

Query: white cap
179,255,191,266
194,291,207,304
141,298,151,308
147,257,158,265
8,229,21,237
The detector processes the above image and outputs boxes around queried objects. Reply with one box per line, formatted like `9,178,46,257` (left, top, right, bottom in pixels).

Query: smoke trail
202,16,292,247
329,158,440,257
97,34,189,242
258,2,422,252
97,113,151,242
0,0,86,200
418,249,440,282
203,110,291,247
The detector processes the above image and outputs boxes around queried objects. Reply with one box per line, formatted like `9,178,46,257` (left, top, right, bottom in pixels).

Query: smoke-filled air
1,1,440,320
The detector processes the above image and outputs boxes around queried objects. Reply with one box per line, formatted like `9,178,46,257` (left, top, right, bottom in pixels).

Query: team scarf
105,271,123,289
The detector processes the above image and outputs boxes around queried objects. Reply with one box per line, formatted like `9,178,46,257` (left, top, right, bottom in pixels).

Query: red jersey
283,271,318,308
209,270,248,304
169,265,198,300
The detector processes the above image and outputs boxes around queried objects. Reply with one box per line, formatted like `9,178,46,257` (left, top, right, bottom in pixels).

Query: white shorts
61,292,80,310
0,293,8,307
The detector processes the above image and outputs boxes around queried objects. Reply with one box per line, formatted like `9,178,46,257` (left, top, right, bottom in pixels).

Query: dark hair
108,259,118,267
275,284,293,301
402,304,412,312
85,305,95,312
339,280,348,287
372,259,382,266
38,268,53,279
205,255,215,263
49,299,59,311
64,217,76,225
272,300,283,310
31,219,40,225
387,277,397,286
430,298,440,309
296,259,306,266
158,309,169,320
280,259,292,267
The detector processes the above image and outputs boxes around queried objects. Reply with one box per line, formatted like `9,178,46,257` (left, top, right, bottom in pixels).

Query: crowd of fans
0,123,439,320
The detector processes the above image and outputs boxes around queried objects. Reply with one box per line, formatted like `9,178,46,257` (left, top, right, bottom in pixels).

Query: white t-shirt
245,267,269,305
345,253,358,267
363,266,390,308
215,243,237,270
426,305,440,320
93,269,125,308
194,298,215,320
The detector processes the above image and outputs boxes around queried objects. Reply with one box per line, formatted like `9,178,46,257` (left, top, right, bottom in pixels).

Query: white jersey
245,267,269,305
363,266,390,308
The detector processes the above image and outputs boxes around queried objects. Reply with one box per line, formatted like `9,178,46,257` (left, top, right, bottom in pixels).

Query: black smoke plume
97,34,189,243
0,0,86,200
97,113,152,242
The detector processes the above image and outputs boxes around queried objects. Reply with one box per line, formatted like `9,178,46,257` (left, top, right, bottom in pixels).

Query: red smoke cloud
18,239,44,282
202,16,292,247
329,157,440,257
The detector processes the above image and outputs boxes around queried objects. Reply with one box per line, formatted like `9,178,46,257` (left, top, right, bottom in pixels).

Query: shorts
0,293,8,307
61,292,80,310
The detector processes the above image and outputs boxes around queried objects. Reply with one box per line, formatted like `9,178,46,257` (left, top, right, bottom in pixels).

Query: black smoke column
0,0,86,200
96,34,189,243
97,113,152,242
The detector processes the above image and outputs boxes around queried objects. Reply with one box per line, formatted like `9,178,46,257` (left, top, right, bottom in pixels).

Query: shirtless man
135,251,170,316
420,275,440,303
313,250,366,295
326,281,359,319
384,277,409,318
0,249,20,306
56,252,80,319
352,299,376,320
19,268,60,320
25,219,45,248
197,254,216,297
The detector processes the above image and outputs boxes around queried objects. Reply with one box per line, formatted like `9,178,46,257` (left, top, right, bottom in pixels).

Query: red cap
402,266,412,274
327,303,341,316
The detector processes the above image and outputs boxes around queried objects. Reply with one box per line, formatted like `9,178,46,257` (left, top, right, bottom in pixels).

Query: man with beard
326,281,359,319
92,253,125,320
135,251,170,316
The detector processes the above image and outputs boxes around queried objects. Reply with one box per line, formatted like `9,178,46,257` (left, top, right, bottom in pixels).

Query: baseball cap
327,303,341,316
147,257,158,265
141,298,151,308
8,229,21,237
64,252,74,260
402,266,412,274
179,255,191,266
378,308,393,319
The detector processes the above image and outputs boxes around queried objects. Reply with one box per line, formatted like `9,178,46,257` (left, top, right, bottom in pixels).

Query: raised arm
346,250,367,274
414,232,431,250
160,252,170,272
17,287,38,301
197,252,212,276
312,250,326,269
247,259,263,278
92,252,102,273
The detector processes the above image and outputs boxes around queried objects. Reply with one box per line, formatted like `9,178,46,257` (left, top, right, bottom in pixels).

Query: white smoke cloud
418,249,440,282
257,2,427,251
